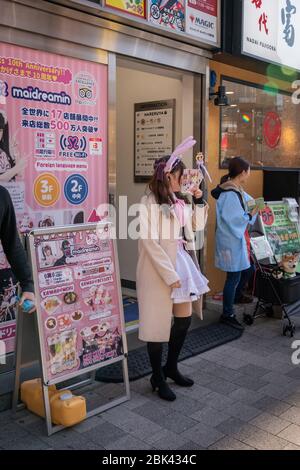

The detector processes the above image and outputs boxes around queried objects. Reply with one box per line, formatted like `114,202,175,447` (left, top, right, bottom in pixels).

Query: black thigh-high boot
147,342,176,401
163,316,194,387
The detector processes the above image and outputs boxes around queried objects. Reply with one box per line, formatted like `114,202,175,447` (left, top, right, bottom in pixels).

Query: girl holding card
137,137,209,402
211,157,258,330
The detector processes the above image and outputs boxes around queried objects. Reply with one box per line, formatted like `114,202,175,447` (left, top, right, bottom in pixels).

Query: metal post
12,304,24,413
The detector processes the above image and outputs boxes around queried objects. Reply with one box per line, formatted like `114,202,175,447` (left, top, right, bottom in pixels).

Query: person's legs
223,271,242,317
147,342,176,401
164,302,194,387
235,265,255,303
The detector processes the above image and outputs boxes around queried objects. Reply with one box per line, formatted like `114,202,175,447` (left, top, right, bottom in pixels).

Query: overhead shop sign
102,0,219,46
242,0,300,71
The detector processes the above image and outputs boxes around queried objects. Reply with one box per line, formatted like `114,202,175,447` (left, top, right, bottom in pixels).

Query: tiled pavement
2,313,300,450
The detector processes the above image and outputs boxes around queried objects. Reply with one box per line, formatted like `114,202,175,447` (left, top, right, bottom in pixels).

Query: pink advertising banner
30,225,124,384
0,43,108,354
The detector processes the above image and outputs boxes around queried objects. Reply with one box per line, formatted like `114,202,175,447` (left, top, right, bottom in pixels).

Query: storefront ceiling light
226,91,234,95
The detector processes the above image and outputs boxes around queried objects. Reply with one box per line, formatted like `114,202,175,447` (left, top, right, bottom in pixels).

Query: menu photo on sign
30,224,125,384
186,0,218,44
134,100,175,181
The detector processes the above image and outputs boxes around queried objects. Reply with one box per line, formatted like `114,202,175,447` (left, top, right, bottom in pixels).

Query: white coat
136,192,208,343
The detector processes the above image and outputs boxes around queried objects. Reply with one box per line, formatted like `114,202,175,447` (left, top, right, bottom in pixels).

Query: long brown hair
220,156,250,184
148,156,189,205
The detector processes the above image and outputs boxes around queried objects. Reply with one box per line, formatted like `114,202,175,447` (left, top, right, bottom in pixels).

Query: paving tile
42,428,106,450
284,393,300,407
261,372,294,385
237,365,270,378
234,426,288,450
105,435,152,450
206,379,240,395
123,392,151,410
222,402,261,422
178,441,205,450
211,368,245,382
156,412,199,434
150,430,191,450
250,412,291,435
0,422,30,445
258,383,293,400
286,368,300,380
216,417,248,436
204,392,235,411
278,424,300,446
133,401,173,424
192,371,216,386
182,422,225,448
228,387,265,405
176,384,211,401
101,406,142,427
230,375,268,391
280,406,300,426
122,416,164,442
80,422,125,448
169,395,206,416
74,416,107,433
231,422,260,441
253,396,291,417
191,407,230,427
209,436,255,450
0,410,13,426
283,443,300,450
3,435,52,450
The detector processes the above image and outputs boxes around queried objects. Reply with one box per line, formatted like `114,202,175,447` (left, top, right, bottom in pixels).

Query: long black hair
220,156,250,184
0,111,15,168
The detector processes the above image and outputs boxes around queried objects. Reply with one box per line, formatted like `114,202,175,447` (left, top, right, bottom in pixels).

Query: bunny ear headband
154,136,196,181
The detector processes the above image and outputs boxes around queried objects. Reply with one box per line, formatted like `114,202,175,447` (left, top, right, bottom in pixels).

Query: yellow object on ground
21,378,86,427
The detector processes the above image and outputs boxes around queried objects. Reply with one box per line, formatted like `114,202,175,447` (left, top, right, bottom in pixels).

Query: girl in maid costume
0,110,28,182
137,137,210,401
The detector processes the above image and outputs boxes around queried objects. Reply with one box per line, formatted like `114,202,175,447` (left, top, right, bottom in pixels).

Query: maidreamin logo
12,86,71,105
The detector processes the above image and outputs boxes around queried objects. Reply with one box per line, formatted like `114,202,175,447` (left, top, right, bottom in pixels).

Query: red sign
187,0,217,17
263,111,281,149
261,206,275,226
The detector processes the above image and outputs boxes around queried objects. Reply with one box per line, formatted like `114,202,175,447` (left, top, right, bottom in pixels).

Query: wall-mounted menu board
134,99,175,182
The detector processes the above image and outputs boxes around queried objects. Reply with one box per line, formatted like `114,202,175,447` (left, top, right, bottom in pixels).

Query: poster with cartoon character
148,0,185,32
31,226,124,383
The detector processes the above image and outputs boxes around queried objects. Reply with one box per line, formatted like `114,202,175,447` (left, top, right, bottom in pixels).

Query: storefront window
220,77,300,169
